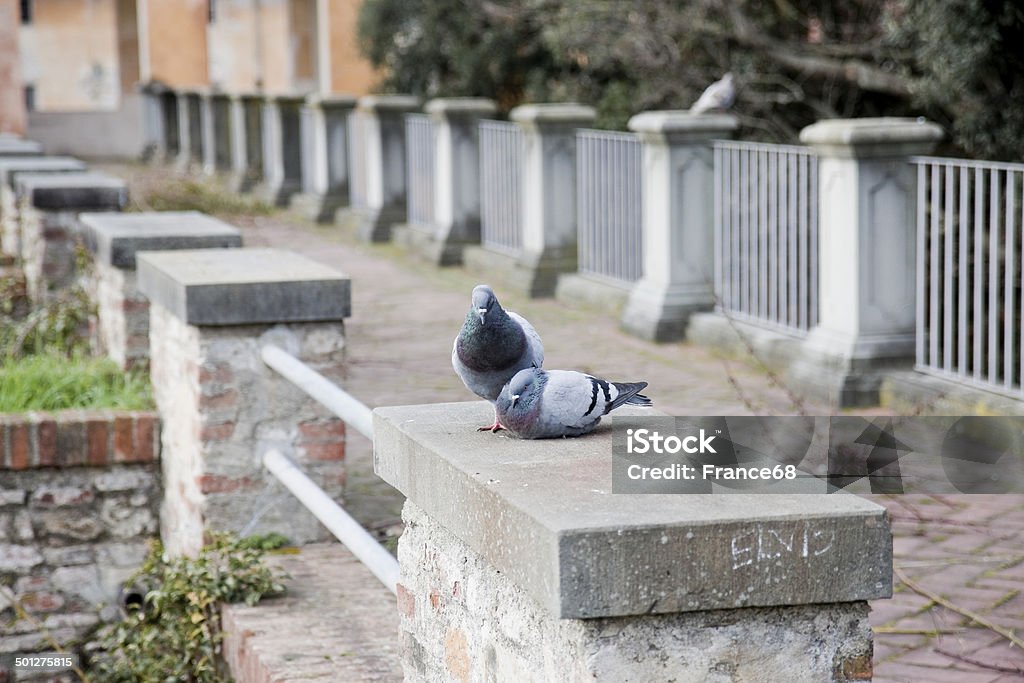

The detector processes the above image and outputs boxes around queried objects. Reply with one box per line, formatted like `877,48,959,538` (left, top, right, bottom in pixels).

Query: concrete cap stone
510,103,597,125
628,111,739,141
305,93,358,108
425,98,498,118
80,211,243,269
0,138,44,156
0,156,87,187
136,247,351,326
374,401,893,620
16,172,127,211
357,95,422,113
800,117,944,158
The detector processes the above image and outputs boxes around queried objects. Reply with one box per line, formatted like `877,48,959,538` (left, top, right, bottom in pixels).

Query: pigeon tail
607,381,651,412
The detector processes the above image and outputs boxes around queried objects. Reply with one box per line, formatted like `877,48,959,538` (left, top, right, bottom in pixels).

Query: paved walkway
111,166,1024,682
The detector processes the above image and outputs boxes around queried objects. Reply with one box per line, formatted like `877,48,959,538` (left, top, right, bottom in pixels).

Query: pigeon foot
477,421,505,433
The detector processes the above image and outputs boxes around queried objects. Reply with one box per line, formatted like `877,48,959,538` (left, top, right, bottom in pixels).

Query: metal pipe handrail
263,449,399,595
261,344,374,440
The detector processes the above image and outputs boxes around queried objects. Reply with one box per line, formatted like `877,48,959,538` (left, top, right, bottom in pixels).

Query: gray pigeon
495,368,651,439
690,72,736,114
453,284,545,431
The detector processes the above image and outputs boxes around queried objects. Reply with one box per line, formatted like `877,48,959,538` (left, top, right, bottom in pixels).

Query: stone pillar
257,95,306,206
174,90,192,170
199,91,216,175
338,95,421,242
139,82,167,162
81,211,242,370
621,111,739,341
375,402,890,682
15,172,127,302
0,156,86,257
511,104,596,296
137,248,351,557
210,93,235,174
790,117,943,407
160,91,180,161
398,98,497,266
291,94,357,222
239,94,264,192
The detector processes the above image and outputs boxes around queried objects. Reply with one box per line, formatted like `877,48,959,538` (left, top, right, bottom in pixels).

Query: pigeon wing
508,311,545,368
540,370,608,429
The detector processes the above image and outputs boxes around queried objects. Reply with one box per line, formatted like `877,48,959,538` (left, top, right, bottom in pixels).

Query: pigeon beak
476,307,487,324
510,394,520,407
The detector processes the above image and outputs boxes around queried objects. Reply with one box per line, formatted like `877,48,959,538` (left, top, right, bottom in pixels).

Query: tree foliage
358,0,1024,159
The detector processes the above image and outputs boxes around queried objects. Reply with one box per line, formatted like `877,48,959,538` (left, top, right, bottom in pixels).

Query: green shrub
91,534,288,683
134,179,273,216
0,355,152,412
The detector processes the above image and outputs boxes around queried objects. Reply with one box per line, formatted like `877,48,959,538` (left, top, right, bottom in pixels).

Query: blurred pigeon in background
495,368,651,439
690,72,736,114
453,284,545,431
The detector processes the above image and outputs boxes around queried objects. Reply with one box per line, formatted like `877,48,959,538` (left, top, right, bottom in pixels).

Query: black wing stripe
584,378,600,416
596,379,612,414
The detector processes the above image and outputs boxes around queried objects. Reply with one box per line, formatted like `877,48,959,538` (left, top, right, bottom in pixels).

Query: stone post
511,103,596,296
258,95,305,205
789,117,943,406
0,136,42,157
375,402,890,682
174,90,192,170
292,94,357,222
80,211,242,370
398,98,497,266
160,90,180,161
137,248,351,557
621,111,739,341
199,91,216,175
0,156,86,257
239,94,264,192
15,172,127,302
338,95,421,242
138,82,167,162
210,92,235,174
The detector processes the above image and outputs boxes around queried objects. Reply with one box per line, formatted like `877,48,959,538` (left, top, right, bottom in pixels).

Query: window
20,0,31,24
24,85,35,112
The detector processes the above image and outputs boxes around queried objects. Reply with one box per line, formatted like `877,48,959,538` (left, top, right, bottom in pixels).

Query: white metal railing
912,156,1024,396
405,114,435,227
259,345,397,594
479,120,523,255
713,140,819,335
348,110,370,210
576,129,642,285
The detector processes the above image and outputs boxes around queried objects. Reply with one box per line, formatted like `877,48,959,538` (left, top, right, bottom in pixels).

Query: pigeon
690,72,736,114
495,367,652,439
453,284,545,432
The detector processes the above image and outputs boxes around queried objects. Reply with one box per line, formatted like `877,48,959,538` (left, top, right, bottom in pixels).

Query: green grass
132,178,273,216
0,354,153,412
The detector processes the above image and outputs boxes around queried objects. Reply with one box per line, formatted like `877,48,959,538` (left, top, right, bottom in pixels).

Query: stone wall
89,260,149,371
397,503,874,683
18,208,82,302
0,410,160,665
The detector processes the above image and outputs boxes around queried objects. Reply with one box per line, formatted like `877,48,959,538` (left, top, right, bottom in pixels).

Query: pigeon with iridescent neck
496,367,652,439
452,285,545,431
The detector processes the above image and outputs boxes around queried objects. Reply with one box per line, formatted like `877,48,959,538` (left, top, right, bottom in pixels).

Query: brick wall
0,409,161,673
89,261,151,371
18,208,83,303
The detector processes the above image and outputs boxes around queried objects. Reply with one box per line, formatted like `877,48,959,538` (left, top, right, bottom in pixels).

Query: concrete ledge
16,172,128,211
81,211,242,269
510,103,596,125
136,248,351,325
800,117,944,158
881,370,1024,416
374,401,892,619
554,272,632,316
0,156,87,188
0,138,43,156
686,311,805,372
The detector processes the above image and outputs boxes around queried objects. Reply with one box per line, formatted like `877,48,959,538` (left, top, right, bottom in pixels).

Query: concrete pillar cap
15,171,128,211
81,211,242,270
800,117,944,158
509,103,597,125
357,94,422,113
628,110,739,137
425,98,498,117
0,157,86,188
305,93,358,108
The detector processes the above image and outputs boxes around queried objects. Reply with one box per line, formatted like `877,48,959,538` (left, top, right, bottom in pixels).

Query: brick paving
109,165,1024,682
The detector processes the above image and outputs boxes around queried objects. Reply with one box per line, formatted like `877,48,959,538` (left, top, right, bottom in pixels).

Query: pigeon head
505,367,541,408
471,284,500,325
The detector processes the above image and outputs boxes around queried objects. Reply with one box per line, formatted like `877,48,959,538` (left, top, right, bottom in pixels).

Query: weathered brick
200,388,239,411
19,590,65,613
122,298,149,314
298,419,346,441
113,415,133,462
8,423,29,470
199,361,233,385
55,413,87,467
132,414,156,462
200,421,235,441
301,442,345,462
197,475,255,494
0,544,43,571
31,486,94,508
32,414,57,467
86,412,110,466
397,583,416,619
